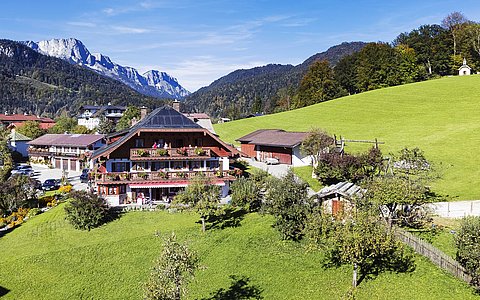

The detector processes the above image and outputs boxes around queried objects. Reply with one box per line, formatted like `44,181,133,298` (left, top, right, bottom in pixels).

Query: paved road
30,164,88,191
427,200,480,218
240,158,316,196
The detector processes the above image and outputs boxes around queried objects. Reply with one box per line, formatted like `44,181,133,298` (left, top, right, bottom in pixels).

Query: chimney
140,106,148,120
172,100,181,112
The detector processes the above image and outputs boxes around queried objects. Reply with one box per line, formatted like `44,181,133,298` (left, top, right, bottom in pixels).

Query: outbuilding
316,181,365,217
236,129,310,166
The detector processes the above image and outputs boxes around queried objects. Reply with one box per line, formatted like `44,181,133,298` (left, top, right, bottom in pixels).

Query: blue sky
1,1,480,91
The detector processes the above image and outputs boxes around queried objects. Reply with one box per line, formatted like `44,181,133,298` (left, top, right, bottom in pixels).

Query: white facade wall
291,145,312,167
78,117,101,130
459,66,471,76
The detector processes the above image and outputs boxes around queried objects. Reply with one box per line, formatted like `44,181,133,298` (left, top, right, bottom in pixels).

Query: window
189,161,201,170
112,162,128,172
134,162,148,171
206,160,219,169
135,139,144,148
173,161,186,169
175,139,184,147
151,161,167,171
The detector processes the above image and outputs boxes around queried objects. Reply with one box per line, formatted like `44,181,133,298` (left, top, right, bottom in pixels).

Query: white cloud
139,57,268,91
110,25,151,34
67,21,96,28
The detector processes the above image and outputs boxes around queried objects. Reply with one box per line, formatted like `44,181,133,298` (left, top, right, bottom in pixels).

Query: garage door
70,159,77,172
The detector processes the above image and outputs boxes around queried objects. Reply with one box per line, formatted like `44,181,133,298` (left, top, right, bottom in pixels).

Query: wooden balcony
130,147,212,160
28,148,80,157
95,170,235,184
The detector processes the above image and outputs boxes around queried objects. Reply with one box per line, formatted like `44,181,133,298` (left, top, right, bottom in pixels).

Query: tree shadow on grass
0,285,10,296
205,207,247,230
200,275,263,300
102,207,125,225
0,224,20,239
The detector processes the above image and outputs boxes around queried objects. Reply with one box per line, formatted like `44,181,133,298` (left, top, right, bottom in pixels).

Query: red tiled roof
236,129,308,148
0,114,54,123
28,134,105,147
183,113,211,119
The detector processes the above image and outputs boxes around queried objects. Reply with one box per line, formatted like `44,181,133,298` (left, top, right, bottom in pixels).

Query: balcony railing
28,148,81,157
130,147,212,160
95,170,235,183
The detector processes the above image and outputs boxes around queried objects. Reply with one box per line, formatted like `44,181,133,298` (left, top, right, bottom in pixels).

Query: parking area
30,164,89,191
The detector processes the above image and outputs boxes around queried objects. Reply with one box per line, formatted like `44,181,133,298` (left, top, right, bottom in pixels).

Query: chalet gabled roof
138,106,202,129
92,106,230,159
28,134,104,147
236,129,308,148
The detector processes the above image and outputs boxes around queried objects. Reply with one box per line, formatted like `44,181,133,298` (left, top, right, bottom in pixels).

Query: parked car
42,179,60,191
264,157,280,165
11,165,34,176
80,168,90,183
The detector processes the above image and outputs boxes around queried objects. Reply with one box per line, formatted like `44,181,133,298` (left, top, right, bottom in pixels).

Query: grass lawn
0,205,478,299
214,76,480,200
413,218,461,259
293,166,322,192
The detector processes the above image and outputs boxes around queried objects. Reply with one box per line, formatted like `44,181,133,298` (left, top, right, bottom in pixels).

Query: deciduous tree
455,216,480,289
116,106,140,131
16,120,45,139
264,170,311,241
144,232,199,300
174,175,221,232
295,60,341,108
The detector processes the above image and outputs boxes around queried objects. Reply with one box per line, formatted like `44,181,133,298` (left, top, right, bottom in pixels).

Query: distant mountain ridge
23,38,190,99
0,39,164,116
184,42,367,118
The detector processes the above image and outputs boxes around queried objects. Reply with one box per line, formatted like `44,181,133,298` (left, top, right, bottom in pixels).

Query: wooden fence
394,228,473,284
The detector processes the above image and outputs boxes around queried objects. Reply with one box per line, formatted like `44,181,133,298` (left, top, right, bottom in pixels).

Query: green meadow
215,76,480,200
0,205,477,299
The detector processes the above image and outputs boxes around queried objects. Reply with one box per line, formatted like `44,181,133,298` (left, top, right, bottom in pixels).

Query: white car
11,165,34,176
264,157,280,165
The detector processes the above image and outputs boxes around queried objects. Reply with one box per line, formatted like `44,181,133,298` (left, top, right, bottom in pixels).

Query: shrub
455,216,480,289
26,208,41,218
58,185,73,194
231,177,262,212
64,191,109,231
38,195,55,207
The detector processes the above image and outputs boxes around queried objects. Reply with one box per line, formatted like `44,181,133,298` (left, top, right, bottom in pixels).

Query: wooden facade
92,106,238,206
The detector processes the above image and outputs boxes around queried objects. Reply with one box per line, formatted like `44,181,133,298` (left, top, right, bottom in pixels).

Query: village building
8,129,31,158
0,113,55,130
458,58,472,76
91,106,238,206
77,103,127,130
28,134,105,171
236,129,310,166
315,181,365,217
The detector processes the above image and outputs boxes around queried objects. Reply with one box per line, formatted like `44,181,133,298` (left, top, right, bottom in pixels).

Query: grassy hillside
215,76,480,200
0,206,477,299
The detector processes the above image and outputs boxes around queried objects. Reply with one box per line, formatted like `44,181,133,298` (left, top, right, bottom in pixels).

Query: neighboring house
8,129,31,157
91,106,238,206
183,112,216,134
0,113,55,130
28,134,105,172
316,181,365,217
458,58,471,76
236,129,310,166
77,103,127,130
